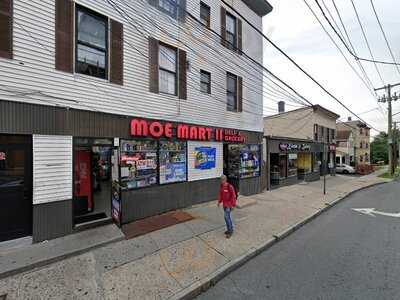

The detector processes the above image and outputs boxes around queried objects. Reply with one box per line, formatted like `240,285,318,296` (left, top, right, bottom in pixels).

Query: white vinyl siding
0,0,263,132
188,141,223,181
33,135,72,205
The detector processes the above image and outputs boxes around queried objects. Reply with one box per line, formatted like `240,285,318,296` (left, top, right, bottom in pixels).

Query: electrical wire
369,0,400,77
121,0,312,108
136,0,315,108
349,0,385,86
303,0,377,100
219,0,379,132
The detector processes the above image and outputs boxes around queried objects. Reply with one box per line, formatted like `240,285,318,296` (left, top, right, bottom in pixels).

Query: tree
371,132,388,163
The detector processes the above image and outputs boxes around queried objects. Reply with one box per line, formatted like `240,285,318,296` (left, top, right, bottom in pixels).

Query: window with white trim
159,44,177,95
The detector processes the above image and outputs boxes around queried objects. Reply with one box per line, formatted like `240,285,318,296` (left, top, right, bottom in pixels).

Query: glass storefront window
279,155,287,178
159,141,187,184
313,153,321,173
120,140,158,189
297,153,312,174
240,145,260,178
288,153,298,177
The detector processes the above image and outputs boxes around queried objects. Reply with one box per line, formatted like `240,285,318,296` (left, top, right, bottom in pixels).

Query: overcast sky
262,0,400,135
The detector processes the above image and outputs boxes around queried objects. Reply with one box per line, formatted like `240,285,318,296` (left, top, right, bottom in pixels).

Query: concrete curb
170,180,389,300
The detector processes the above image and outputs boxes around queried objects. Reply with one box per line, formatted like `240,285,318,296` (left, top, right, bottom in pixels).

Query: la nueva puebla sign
130,119,246,143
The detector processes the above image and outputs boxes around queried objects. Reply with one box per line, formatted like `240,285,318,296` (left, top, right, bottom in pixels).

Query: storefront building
0,0,272,243
266,137,324,189
0,103,263,242
264,104,340,190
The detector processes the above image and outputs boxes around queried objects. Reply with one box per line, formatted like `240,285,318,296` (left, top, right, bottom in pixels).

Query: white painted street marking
352,208,400,218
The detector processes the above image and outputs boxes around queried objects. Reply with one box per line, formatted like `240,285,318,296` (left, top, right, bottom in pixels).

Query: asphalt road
196,180,400,300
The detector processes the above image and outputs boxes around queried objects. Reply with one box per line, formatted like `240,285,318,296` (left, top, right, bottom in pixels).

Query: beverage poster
195,147,216,170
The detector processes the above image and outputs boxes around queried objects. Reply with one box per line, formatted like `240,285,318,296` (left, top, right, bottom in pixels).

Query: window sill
73,73,109,84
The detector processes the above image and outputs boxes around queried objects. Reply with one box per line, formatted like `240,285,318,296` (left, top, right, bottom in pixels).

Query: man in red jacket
218,175,237,238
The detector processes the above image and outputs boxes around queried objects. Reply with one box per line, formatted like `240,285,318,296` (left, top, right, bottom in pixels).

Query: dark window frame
227,72,238,112
157,0,178,18
225,12,237,50
200,70,211,94
200,2,211,28
158,42,178,96
75,4,109,79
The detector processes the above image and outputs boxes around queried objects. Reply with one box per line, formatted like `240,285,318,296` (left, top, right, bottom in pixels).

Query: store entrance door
0,135,32,242
73,145,112,225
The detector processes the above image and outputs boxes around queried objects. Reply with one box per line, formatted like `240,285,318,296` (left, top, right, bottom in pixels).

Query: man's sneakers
225,231,233,239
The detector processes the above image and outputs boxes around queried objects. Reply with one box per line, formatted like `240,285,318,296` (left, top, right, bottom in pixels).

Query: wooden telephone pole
376,83,400,176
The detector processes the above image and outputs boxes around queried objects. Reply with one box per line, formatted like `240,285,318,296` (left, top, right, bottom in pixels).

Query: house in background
264,103,340,190
335,130,354,166
337,118,371,167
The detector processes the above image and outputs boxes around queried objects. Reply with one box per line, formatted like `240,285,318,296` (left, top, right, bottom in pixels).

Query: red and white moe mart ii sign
130,119,245,143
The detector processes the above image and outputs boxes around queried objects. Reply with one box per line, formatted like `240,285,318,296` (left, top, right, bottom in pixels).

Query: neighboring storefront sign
130,119,245,143
0,152,5,160
279,143,311,152
194,147,216,170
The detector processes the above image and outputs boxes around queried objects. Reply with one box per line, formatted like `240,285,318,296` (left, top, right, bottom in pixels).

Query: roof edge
242,0,273,17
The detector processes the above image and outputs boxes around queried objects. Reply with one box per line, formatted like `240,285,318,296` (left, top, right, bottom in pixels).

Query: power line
310,1,400,67
127,0,311,108
110,0,313,112
331,0,386,115
369,0,400,77
349,0,385,86
105,0,268,118
303,0,377,100
135,0,315,107
219,0,379,132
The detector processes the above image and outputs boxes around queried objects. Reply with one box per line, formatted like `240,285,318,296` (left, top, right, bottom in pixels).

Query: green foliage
379,167,400,179
371,132,388,164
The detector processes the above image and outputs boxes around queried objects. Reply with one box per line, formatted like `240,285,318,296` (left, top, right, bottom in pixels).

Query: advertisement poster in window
240,145,260,178
120,140,158,189
195,147,216,170
111,149,121,226
159,141,187,184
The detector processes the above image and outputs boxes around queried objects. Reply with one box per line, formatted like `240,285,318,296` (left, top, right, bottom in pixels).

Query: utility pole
393,122,399,168
376,83,400,176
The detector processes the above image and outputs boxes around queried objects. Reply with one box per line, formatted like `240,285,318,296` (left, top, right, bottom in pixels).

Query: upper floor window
225,12,237,50
359,128,363,135
158,0,178,18
200,70,211,94
227,72,237,111
159,44,177,95
200,2,211,28
314,124,318,141
76,6,108,79
366,142,369,149
360,142,363,149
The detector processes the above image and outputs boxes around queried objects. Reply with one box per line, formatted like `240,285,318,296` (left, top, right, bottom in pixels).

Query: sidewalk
0,171,389,300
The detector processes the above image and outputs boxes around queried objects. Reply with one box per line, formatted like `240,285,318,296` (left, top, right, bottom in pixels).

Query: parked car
336,164,356,174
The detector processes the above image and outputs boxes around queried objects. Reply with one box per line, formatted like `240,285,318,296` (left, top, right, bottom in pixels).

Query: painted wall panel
188,141,223,181
33,135,73,204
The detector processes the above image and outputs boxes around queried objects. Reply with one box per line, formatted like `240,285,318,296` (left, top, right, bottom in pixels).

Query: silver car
336,164,356,174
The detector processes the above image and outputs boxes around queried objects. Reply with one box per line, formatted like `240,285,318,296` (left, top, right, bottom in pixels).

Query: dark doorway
0,135,32,242
73,139,113,225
